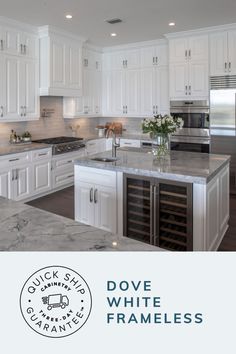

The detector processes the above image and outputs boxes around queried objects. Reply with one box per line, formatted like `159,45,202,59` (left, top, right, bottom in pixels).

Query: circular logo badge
20,266,92,338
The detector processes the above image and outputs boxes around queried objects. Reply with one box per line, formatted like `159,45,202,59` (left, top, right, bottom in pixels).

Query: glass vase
151,133,170,158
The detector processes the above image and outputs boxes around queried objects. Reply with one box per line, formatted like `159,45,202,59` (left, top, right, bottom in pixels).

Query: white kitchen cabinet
169,35,208,63
0,148,52,201
39,26,84,96
14,164,31,201
75,167,117,233
94,185,117,233
210,30,236,75
140,65,169,116
169,35,209,100
110,49,140,70
63,48,102,118
140,43,168,67
52,149,85,190
110,69,140,116
0,169,12,199
75,181,95,226
0,55,39,121
32,149,52,197
120,139,141,148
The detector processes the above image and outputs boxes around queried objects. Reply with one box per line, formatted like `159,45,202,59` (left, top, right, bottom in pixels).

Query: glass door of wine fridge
123,174,193,251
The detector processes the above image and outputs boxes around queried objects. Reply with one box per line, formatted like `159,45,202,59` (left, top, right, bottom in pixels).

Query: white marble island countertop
0,198,161,252
75,149,230,184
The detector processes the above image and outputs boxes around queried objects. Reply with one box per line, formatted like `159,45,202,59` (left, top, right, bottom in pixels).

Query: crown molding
102,38,167,53
38,25,87,43
165,23,236,39
0,16,38,34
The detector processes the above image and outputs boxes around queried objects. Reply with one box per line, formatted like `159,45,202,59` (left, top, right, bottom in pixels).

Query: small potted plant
21,131,32,142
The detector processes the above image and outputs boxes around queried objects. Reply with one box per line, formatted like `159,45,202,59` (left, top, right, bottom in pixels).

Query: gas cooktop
32,136,85,155
32,136,83,144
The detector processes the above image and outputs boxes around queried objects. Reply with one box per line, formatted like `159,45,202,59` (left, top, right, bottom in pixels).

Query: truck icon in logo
42,294,69,310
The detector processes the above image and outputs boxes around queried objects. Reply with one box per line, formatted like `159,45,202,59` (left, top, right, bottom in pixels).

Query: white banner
0,252,235,353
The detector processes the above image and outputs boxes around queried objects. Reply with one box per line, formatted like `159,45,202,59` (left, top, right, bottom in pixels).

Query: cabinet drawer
120,139,141,148
53,170,74,189
0,151,31,168
75,166,116,188
32,148,52,161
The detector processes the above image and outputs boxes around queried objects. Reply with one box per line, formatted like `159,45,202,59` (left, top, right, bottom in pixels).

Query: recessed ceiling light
110,33,117,37
169,22,175,26
66,14,73,19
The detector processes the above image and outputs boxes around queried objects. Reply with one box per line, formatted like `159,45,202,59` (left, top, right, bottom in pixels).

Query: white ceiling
1,0,236,47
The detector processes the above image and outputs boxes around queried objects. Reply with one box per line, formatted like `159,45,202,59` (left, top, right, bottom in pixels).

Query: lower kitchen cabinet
123,174,193,251
75,181,117,233
0,148,51,201
75,167,117,233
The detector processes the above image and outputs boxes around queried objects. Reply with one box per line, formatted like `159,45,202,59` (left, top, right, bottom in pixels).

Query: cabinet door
32,161,51,195
14,165,31,201
94,185,117,233
189,61,209,98
111,70,126,115
169,63,189,99
75,181,95,226
102,71,112,115
3,55,21,120
51,38,66,88
66,42,82,90
210,32,228,75
126,69,140,116
158,66,169,115
24,60,39,119
169,38,189,63
141,44,168,67
0,169,12,199
227,30,236,75
93,70,102,114
20,33,37,58
126,49,140,69
0,56,5,120
3,27,20,55
140,68,155,116
188,35,208,62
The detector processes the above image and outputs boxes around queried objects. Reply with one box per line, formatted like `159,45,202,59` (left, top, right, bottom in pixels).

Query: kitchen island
0,197,161,251
75,149,230,252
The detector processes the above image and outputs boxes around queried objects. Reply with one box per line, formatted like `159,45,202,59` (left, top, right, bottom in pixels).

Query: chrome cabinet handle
185,50,188,59
126,105,128,114
90,188,94,203
156,105,158,114
189,85,191,95
15,169,18,180
229,62,231,72
0,39,3,51
156,56,158,65
185,85,188,95
225,62,227,72
67,175,74,179
153,105,155,114
94,189,98,204
189,49,191,59
38,153,47,157
0,105,3,117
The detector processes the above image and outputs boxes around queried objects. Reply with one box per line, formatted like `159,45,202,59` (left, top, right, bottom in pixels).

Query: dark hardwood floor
27,187,236,251
27,186,75,220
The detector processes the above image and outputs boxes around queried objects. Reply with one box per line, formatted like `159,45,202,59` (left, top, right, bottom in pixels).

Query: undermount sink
91,157,118,162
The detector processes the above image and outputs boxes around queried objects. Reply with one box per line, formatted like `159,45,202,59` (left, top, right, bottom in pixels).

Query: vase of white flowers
142,115,184,158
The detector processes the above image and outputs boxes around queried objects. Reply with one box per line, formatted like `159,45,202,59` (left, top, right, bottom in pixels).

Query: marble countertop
0,143,51,156
75,149,230,184
0,197,161,252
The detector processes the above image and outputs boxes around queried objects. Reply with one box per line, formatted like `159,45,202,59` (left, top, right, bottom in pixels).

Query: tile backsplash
0,97,143,144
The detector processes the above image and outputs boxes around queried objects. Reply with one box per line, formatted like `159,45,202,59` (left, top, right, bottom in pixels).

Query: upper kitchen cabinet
169,35,208,63
0,19,39,122
168,34,209,100
63,47,102,118
106,49,141,70
210,29,236,75
140,41,168,67
38,26,85,96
